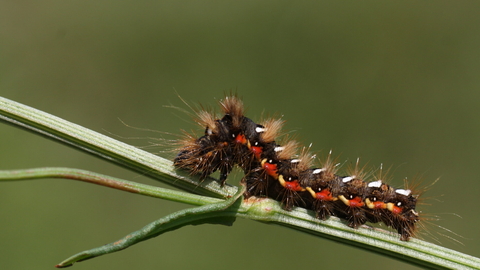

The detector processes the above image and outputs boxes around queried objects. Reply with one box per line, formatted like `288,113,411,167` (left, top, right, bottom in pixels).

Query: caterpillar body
174,95,421,241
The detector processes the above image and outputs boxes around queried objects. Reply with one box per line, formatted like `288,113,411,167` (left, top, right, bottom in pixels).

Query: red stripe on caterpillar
174,94,422,241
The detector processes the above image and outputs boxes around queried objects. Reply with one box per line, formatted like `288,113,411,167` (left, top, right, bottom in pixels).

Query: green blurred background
1,1,480,269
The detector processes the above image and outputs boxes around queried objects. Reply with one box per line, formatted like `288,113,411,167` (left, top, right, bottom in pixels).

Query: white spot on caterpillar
274,146,285,152
342,176,354,183
396,189,411,196
291,159,300,163
256,127,265,133
368,180,382,188
313,168,324,174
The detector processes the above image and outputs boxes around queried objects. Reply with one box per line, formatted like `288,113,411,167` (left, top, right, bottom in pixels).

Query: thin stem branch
55,185,246,268
0,167,220,206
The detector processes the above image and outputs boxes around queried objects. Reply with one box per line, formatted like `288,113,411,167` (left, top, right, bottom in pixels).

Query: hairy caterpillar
174,95,422,241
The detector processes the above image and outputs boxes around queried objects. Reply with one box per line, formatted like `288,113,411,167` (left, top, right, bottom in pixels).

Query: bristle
276,139,298,160
220,95,244,128
321,151,339,175
345,158,368,182
196,110,217,134
296,147,315,172
260,118,285,143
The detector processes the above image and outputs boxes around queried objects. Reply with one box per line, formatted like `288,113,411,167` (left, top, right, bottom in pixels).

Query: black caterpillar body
174,95,420,241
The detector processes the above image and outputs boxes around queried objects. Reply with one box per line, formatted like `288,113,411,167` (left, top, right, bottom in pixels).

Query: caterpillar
173,94,422,241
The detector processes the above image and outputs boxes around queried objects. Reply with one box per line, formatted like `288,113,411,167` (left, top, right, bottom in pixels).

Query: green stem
0,167,220,206
55,185,246,268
